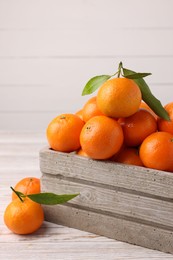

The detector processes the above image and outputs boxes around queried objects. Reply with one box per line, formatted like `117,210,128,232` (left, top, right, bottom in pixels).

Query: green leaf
123,72,152,79
123,68,170,121
27,192,79,205
82,75,111,96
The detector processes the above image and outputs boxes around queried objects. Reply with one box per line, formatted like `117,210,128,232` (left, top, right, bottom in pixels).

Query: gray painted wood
41,174,173,228
43,204,173,254
40,147,173,254
40,147,173,199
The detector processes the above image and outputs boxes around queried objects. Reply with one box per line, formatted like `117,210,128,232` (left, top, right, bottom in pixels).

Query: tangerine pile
47,77,173,172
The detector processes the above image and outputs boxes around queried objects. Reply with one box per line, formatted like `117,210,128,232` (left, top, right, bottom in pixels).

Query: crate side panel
40,148,173,199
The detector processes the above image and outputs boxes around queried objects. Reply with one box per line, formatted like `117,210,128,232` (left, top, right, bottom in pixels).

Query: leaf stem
111,71,118,77
10,186,24,202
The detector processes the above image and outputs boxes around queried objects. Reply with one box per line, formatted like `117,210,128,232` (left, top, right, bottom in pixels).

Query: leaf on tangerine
82,75,112,96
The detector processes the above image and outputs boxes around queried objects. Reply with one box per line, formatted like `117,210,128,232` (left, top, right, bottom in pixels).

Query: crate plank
40,148,173,199
43,204,173,254
41,174,173,228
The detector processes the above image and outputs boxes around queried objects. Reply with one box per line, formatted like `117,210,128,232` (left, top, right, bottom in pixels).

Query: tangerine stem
117,61,123,78
10,186,24,202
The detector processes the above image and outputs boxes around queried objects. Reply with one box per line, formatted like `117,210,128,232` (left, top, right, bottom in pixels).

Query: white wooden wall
0,0,173,131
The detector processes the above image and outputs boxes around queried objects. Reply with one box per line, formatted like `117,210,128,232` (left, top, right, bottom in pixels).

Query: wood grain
41,174,173,228
43,204,173,254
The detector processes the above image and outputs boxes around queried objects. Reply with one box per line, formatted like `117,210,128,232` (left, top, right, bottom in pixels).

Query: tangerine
119,109,157,147
139,131,173,171
80,115,124,160
112,147,143,167
157,102,173,135
12,177,40,200
97,78,142,118
75,109,84,121
82,96,103,122
140,101,157,120
77,149,89,157
4,197,44,235
47,113,84,152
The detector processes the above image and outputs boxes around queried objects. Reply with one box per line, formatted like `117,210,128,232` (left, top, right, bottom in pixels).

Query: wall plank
0,83,171,113
0,85,89,113
0,0,173,29
0,112,56,131
0,57,173,85
0,30,173,57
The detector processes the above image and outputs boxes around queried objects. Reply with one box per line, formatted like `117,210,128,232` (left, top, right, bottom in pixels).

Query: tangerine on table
80,115,124,160
97,78,142,118
47,113,84,152
139,131,173,172
82,96,103,122
112,147,143,167
157,102,173,135
12,177,40,200
119,108,157,147
4,197,44,235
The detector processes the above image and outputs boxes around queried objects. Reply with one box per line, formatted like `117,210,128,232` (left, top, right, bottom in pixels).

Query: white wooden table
1,132,173,260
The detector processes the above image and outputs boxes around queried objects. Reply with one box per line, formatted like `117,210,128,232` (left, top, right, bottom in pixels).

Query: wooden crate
40,147,173,254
